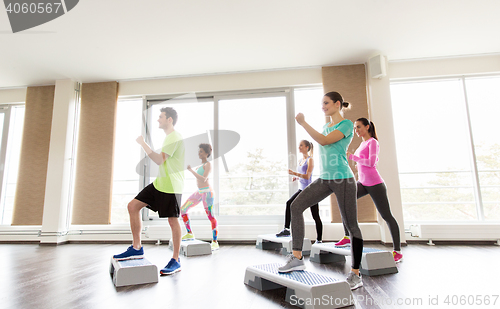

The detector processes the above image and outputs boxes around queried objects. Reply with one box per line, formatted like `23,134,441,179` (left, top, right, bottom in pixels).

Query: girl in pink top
336,118,403,263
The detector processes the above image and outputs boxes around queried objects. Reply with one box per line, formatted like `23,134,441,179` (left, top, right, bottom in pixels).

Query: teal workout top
196,163,207,176
318,119,355,180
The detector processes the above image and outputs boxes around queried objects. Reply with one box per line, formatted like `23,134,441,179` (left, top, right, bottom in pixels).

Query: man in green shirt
114,107,185,275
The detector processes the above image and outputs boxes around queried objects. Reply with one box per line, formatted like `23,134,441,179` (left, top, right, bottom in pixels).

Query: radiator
416,224,500,240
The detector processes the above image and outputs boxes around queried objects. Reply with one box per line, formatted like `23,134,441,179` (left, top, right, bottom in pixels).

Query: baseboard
407,239,499,246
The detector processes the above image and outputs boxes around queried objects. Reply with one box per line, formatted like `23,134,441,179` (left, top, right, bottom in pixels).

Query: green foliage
219,148,288,215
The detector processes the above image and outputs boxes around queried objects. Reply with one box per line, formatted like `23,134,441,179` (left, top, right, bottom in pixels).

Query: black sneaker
276,228,291,237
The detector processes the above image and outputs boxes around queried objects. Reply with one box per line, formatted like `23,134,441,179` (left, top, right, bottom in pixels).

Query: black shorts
135,183,182,218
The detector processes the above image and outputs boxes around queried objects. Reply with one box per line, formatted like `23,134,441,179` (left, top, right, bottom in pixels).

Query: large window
146,96,214,220
294,88,331,221
391,76,500,222
111,99,143,223
466,76,500,221
218,94,289,216
0,105,25,225
113,87,327,222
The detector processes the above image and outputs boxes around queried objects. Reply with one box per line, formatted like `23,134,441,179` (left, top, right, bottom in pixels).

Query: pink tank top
349,138,384,186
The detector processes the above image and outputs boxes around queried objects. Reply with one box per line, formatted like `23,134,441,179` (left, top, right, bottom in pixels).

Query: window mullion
461,77,485,221
286,88,297,197
0,107,11,224
213,96,220,217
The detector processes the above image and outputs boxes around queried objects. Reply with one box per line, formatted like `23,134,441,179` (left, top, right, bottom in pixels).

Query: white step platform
109,258,158,287
256,234,312,256
169,238,212,257
244,263,354,309
309,243,398,276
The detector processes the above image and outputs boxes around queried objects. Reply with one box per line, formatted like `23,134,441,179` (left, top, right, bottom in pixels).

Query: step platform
109,258,158,287
309,243,398,276
169,238,212,257
256,234,312,256
244,263,353,309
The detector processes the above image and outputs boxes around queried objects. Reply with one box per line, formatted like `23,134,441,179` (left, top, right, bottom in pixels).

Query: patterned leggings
180,187,218,241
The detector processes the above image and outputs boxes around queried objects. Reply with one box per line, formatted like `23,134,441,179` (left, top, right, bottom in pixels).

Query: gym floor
1,242,498,309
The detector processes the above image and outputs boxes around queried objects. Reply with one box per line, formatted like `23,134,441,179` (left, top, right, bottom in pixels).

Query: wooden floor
1,242,499,309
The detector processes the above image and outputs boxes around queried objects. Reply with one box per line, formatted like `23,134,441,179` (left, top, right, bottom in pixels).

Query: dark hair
356,117,378,140
199,143,212,158
324,91,351,111
301,140,314,157
160,107,178,126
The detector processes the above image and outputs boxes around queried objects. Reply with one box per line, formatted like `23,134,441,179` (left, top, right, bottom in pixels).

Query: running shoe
181,233,195,241
278,254,305,273
276,228,291,237
346,271,363,290
113,245,144,261
160,258,181,275
211,241,219,251
393,251,403,263
335,236,350,247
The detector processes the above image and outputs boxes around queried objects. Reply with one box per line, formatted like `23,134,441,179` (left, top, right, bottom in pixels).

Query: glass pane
294,88,331,221
1,107,25,225
0,113,4,147
111,99,143,224
465,76,500,221
219,96,288,216
0,112,5,224
148,98,214,219
390,80,477,221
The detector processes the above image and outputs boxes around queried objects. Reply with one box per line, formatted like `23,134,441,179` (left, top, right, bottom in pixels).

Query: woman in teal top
278,91,364,290
180,143,219,251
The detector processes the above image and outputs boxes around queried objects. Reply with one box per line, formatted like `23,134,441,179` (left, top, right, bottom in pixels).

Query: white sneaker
346,271,363,290
278,254,305,273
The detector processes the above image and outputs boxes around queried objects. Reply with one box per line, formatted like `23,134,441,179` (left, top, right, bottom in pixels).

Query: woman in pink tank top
335,118,403,263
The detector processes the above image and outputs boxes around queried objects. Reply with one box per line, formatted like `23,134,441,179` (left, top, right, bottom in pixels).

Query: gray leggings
291,177,364,268
343,182,401,251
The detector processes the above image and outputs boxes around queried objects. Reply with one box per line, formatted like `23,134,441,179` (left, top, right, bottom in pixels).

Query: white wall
367,56,407,245
118,67,322,96
389,54,500,80
0,88,27,104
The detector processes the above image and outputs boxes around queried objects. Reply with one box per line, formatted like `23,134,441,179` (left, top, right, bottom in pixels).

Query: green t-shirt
319,119,354,180
153,130,185,194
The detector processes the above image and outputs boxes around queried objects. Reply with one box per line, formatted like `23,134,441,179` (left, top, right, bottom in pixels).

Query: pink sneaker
393,251,403,263
334,236,350,247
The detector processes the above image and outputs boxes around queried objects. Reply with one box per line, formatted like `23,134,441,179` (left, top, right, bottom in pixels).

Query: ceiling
1,0,500,88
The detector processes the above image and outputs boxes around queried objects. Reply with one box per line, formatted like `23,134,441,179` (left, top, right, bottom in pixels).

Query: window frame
137,86,324,224
390,74,500,223
0,103,25,225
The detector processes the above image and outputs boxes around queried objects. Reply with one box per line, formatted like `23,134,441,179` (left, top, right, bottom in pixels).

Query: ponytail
369,121,378,141
341,101,351,110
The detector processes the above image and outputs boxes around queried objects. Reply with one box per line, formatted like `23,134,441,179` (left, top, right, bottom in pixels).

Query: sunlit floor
0,241,499,309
